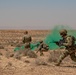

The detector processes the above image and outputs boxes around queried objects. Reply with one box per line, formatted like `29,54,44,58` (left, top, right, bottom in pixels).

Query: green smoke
14,25,76,51
44,25,61,50
44,25,76,50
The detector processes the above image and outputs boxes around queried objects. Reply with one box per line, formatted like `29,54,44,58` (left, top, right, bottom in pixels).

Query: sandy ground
0,30,76,75
0,46,76,75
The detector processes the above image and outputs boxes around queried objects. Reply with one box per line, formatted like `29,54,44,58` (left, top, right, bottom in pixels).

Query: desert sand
0,30,76,75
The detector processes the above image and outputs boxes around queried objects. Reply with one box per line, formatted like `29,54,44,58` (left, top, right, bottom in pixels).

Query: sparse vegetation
27,50,37,58
48,50,63,63
35,58,47,66
0,30,76,75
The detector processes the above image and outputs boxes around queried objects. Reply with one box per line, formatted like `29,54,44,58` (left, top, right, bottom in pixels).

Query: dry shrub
14,55,21,60
5,52,10,58
35,58,47,66
5,52,14,58
14,48,37,59
6,62,12,66
27,50,37,58
24,60,30,63
13,51,22,60
13,49,29,60
0,52,3,56
2,62,16,75
48,50,63,63
0,45,4,49
23,49,30,56
9,53,14,57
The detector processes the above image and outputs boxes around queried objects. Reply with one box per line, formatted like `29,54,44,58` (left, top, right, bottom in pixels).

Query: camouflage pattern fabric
22,34,32,49
56,35,76,66
36,42,49,56
22,35,32,43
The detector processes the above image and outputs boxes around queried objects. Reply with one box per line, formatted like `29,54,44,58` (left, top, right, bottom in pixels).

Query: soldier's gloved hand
55,42,59,45
59,42,63,46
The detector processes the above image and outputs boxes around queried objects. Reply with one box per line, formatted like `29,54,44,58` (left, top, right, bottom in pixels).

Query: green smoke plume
14,25,76,51
44,25,76,50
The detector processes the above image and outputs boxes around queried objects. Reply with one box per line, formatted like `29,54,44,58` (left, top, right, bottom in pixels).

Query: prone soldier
36,40,49,56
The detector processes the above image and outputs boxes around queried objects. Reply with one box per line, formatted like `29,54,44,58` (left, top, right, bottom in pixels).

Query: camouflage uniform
56,29,76,66
22,31,32,49
36,41,49,56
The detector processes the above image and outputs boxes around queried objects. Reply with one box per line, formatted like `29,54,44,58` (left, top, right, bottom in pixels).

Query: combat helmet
59,29,67,35
24,31,28,34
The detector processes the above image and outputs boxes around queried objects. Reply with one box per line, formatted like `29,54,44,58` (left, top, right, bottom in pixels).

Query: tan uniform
36,42,49,56
56,35,76,66
22,34,32,48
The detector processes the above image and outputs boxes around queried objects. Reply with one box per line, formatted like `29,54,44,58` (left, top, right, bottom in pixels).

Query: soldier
55,29,76,66
36,40,49,56
14,31,32,59
22,31,32,49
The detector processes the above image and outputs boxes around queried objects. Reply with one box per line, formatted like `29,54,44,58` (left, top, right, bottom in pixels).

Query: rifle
36,43,49,53
49,39,65,47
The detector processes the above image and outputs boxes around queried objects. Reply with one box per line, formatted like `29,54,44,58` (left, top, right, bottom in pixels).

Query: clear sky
0,0,76,30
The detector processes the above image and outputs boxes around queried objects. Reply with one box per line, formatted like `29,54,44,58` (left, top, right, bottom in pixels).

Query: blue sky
0,0,76,30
